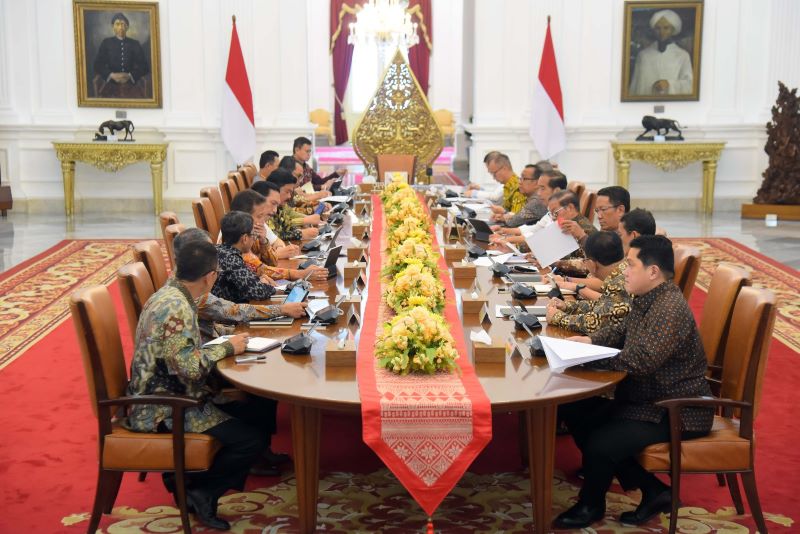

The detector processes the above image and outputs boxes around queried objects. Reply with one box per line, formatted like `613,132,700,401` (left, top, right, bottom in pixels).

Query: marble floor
1,209,798,273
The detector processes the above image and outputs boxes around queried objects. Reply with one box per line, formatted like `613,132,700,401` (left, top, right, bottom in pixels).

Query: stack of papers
204,336,282,353
537,336,619,373
524,221,579,267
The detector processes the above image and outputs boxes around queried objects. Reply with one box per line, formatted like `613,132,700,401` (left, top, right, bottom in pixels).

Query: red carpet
0,238,797,532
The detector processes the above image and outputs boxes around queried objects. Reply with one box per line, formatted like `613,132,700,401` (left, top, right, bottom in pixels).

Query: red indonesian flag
530,17,565,160
222,16,255,165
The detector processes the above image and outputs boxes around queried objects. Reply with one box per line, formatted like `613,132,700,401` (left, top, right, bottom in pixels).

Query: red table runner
357,194,492,517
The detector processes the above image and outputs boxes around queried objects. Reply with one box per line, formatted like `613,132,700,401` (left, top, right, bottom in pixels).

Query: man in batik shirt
547,231,631,334
292,135,346,191
553,235,713,529
126,240,266,530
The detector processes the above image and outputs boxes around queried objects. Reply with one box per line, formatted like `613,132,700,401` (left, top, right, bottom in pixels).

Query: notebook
203,336,282,352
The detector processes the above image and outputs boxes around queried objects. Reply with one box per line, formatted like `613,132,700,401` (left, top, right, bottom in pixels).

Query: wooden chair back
192,198,220,244
132,240,169,290
673,245,702,300
116,262,156,343
376,154,417,184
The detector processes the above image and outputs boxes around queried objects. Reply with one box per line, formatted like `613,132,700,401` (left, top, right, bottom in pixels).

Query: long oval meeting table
217,209,625,534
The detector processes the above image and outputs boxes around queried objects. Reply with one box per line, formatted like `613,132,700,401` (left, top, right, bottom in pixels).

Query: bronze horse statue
98,120,135,141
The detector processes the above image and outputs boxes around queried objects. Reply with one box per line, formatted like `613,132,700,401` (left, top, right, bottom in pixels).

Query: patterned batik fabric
589,281,714,433
126,278,234,434
502,175,528,214
268,205,303,242
196,291,282,342
550,261,632,334
506,195,548,228
212,244,276,304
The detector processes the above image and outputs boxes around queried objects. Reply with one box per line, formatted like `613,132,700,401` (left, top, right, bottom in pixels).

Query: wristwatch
575,283,586,296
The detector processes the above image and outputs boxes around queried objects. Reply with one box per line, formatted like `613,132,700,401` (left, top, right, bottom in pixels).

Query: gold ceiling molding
352,49,443,184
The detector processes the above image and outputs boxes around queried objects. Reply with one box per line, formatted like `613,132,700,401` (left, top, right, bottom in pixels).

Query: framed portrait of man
73,1,162,108
621,1,703,102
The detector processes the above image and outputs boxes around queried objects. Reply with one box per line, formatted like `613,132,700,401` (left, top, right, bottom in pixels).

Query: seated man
213,212,281,303
258,170,321,241
594,185,630,233
230,187,326,281
279,155,332,203
546,231,631,333
292,136,345,191
463,151,504,202
495,163,548,227
554,235,713,529
485,153,527,215
236,184,299,260
126,239,271,530
174,227,307,342
549,189,597,257
489,168,566,245
618,207,656,253
254,149,279,182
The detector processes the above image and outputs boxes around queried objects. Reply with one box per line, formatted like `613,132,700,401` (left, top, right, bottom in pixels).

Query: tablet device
314,202,326,215
467,218,492,242
283,285,309,304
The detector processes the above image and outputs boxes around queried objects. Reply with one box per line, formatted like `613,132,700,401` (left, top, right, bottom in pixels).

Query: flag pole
232,14,236,24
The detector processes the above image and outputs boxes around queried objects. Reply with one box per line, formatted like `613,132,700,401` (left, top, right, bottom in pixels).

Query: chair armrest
656,396,749,411
98,395,201,409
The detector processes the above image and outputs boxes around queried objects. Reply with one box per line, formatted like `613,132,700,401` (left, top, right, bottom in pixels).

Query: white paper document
325,195,351,203
524,221,579,267
473,253,514,267
470,329,493,345
204,336,281,353
307,299,330,317
537,335,620,373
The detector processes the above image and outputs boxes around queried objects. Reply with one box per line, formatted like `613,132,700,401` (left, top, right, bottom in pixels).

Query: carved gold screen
352,50,443,184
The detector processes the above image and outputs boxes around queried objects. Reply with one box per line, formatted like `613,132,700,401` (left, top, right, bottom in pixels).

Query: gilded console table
610,141,726,214
52,142,168,216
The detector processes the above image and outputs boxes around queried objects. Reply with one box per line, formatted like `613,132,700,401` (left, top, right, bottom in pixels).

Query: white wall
1,0,798,212
0,0,317,211
465,0,800,210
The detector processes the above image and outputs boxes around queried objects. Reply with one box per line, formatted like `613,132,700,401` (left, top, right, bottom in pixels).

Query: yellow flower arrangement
380,177,412,203
375,306,460,375
385,262,445,314
387,217,432,249
385,196,426,228
383,237,439,278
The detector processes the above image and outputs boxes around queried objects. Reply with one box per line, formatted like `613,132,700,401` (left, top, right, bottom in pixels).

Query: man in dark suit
553,235,714,529
92,12,149,98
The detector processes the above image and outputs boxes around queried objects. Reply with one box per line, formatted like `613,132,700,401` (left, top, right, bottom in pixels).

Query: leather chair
192,198,221,244
567,181,586,202
673,245,702,300
309,108,333,144
71,285,220,534
219,178,239,214
117,262,155,343
699,264,751,391
158,212,179,270
164,223,186,269
637,286,777,534
580,189,597,224
200,186,226,226
229,171,247,193
240,163,258,188
433,109,455,142
132,240,169,290
376,154,417,184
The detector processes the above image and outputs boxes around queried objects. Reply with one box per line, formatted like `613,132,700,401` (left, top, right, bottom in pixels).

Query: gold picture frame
73,0,162,108
621,0,703,102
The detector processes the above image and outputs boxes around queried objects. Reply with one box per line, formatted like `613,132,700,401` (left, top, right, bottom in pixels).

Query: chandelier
347,0,419,52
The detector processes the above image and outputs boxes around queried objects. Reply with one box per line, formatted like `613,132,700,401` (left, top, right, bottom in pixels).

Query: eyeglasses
521,176,537,182
594,205,620,214
548,206,565,219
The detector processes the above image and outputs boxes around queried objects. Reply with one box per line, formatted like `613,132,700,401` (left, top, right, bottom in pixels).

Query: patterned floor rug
62,469,793,533
0,239,138,370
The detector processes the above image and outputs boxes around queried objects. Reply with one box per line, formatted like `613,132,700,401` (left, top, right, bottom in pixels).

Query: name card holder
347,246,368,262
473,341,506,363
351,223,370,240
325,339,356,367
343,261,368,280
430,207,448,220
452,261,477,280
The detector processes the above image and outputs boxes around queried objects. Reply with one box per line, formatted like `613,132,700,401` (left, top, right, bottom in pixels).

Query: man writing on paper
546,231,631,333
552,235,712,529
